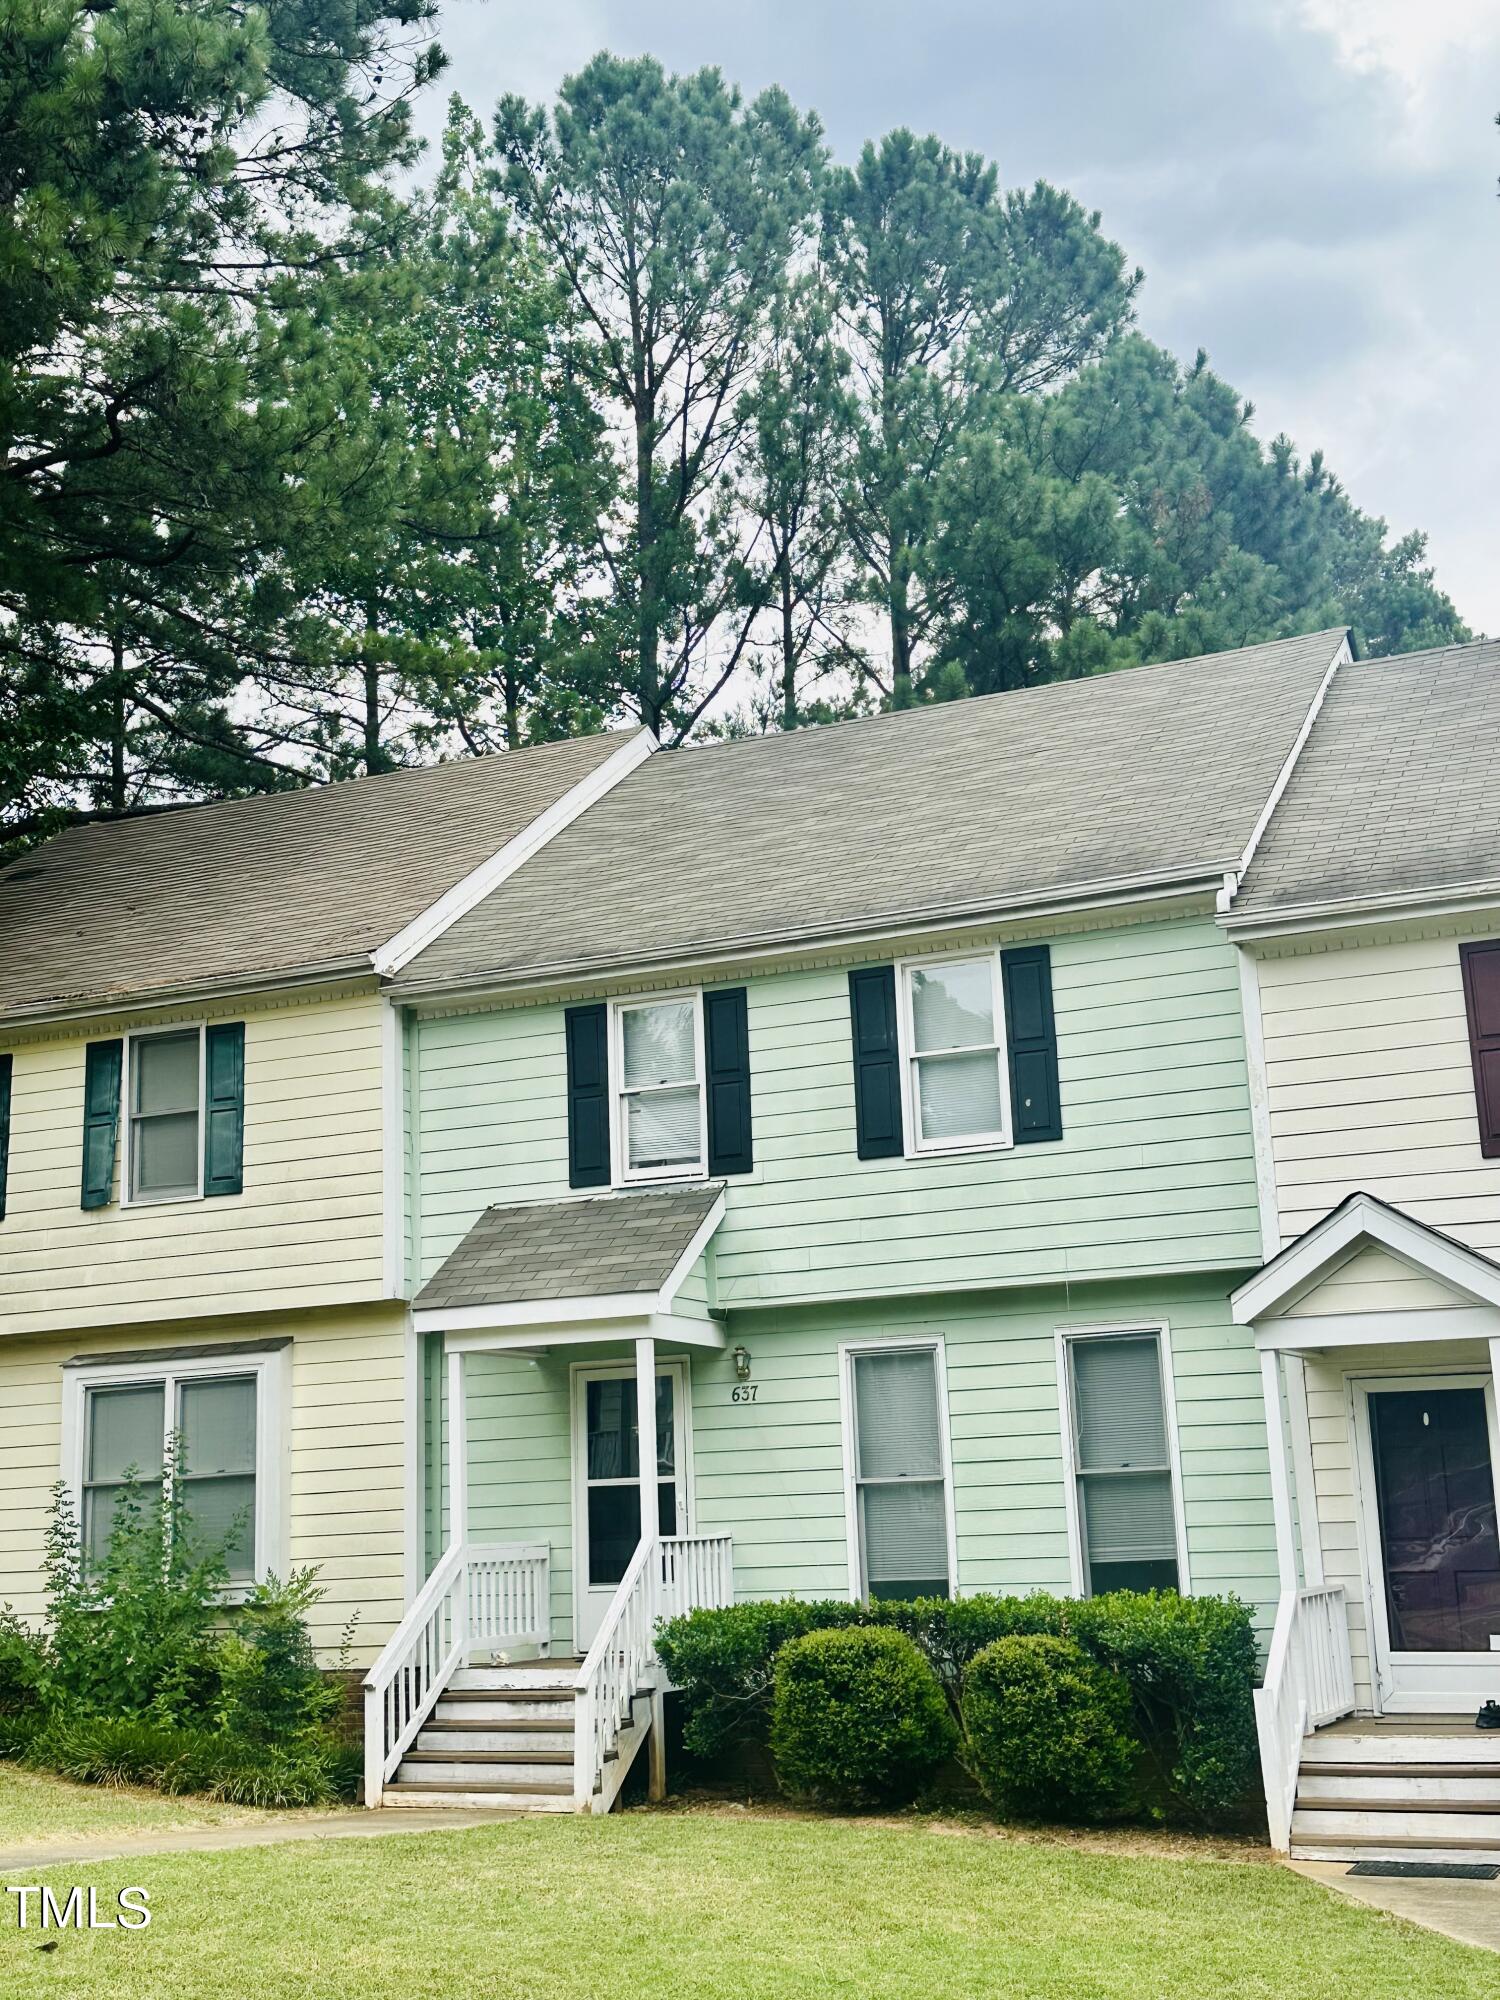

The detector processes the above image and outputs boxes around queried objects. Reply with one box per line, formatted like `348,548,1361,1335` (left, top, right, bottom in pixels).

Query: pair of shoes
1475,1701,1500,1731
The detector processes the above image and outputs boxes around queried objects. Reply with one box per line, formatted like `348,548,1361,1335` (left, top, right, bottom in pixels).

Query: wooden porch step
421,1717,572,1733
1307,1762,1500,1781
385,1777,573,1797
1297,1796,1500,1815
440,1685,571,1704
403,1750,572,1766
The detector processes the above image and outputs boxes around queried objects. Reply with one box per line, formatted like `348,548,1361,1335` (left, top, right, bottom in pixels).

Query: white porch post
636,1333,658,1554
447,1345,467,1549
1284,1355,1323,1589
1260,1348,1298,1594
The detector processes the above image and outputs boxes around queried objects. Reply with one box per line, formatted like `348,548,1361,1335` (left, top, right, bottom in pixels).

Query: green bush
0,1608,46,1720
656,1589,1259,1825
770,1626,956,1807
23,1715,359,1808
214,1571,351,1746
962,1634,1138,1822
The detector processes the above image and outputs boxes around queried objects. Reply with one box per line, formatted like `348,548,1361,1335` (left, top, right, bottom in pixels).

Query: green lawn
0,1810,1494,1998
0,1764,319,1849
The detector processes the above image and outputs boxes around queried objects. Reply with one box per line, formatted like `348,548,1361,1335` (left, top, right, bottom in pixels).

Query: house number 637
730,1384,758,1403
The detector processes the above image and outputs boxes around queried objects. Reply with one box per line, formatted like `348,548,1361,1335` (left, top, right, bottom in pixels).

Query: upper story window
898,955,1010,1154
1060,1328,1185,1598
128,1028,203,1203
612,994,706,1183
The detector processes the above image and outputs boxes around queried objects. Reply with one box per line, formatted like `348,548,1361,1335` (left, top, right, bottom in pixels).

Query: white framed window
840,1338,957,1602
610,992,707,1184
1057,1324,1188,1598
124,1025,205,1205
62,1347,288,1594
896,953,1011,1155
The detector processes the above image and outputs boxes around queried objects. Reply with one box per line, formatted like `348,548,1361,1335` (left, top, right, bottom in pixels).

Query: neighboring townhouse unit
1223,639,1500,1861
365,629,1352,1809
0,731,650,1661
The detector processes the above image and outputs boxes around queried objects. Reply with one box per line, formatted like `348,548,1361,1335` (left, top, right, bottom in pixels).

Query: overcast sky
416,0,1500,635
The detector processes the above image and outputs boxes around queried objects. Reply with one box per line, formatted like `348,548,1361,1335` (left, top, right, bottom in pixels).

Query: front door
572,1360,690,1652
1361,1378,1500,1711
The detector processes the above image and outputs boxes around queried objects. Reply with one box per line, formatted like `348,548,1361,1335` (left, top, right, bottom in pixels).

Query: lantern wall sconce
732,1344,752,1381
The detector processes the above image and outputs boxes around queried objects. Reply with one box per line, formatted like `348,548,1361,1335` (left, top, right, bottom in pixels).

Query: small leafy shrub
655,1599,863,1759
23,1715,358,1808
0,1609,46,1718
214,1571,351,1746
770,1626,956,1807
962,1634,1138,1822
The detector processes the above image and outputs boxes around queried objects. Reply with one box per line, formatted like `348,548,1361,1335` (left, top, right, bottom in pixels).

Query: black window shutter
1001,945,1062,1144
0,1054,11,1222
81,1039,123,1209
1460,940,1500,1158
705,988,753,1177
848,967,904,1160
565,1003,610,1188
204,1022,246,1197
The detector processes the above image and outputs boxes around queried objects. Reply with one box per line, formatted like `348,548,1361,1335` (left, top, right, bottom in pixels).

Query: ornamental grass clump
961,1633,1138,1823
770,1625,956,1807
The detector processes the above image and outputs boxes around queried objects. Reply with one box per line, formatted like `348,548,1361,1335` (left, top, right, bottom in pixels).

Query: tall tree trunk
634,402,661,735
362,600,384,773
779,544,797,730
108,629,127,813
889,541,914,702
504,666,520,753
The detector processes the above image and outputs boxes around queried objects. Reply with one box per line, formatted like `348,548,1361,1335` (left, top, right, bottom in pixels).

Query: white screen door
572,1360,690,1651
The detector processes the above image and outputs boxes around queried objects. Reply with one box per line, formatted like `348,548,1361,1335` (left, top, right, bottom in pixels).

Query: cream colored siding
0,986,390,1339
1282,1244,1473,1318
1257,931,1500,1256
0,1306,407,1664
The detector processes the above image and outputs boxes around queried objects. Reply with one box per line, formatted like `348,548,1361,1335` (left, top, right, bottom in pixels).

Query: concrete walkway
1291,1859,1500,1955
0,1808,518,1873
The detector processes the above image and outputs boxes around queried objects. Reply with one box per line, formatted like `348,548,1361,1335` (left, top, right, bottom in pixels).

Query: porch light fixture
732,1345,752,1381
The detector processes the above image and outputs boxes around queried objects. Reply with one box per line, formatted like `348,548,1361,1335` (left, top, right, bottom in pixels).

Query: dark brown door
1369,1387,1500,1652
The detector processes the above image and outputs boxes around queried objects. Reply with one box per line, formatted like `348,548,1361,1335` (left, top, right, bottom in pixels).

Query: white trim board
1216,634,1349,918
371,729,656,978
441,1311,726,1355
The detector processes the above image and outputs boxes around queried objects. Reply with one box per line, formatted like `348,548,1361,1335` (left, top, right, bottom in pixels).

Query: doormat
1348,1861,1500,1881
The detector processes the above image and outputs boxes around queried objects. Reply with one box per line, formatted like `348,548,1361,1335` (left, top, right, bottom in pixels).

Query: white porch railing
1253,1583,1355,1851
362,1541,550,1807
573,1532,734,1811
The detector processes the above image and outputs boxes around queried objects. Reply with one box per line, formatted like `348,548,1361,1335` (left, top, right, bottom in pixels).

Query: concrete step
383,1783,575,1813
1298,1771,1500,1804
418,1723,573,1755
433,1690,573,1723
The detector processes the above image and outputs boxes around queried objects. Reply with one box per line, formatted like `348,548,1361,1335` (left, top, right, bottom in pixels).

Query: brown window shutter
1459,940,1500,1158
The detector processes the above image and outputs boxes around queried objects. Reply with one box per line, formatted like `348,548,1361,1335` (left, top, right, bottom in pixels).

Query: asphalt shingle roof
392,630,1349,993
415,1186,723,1311
0,731,638,1021
1231,639,1500,921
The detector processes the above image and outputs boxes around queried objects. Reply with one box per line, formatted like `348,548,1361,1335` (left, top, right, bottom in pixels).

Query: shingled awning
412,1185,727,1349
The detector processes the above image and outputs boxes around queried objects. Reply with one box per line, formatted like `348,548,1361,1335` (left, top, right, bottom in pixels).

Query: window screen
617,1000,703,1176
129,1030,200,1201
1068,1334,1180,1595
905,959,1006,1148
851,1347,951,1600
83,1383,165,1565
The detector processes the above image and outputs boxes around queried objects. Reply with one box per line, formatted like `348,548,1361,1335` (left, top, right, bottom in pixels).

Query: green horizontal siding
412,916,1262,1308
442,1276,1278,1650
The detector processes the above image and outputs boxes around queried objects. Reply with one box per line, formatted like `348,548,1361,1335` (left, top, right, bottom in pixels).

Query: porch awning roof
412,1184,726,1348
1231,1190,1500,1348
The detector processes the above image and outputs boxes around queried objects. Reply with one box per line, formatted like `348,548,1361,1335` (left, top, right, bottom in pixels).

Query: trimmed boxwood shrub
770,1626,956,1807
656,1588,1259,1824
962,1634,1138,1822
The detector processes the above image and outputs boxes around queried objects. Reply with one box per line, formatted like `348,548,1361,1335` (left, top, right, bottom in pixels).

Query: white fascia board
1225,881,1500,942
371,729,656,979
438,1309,726,1355
1254,1306,1500,1351
1231,1192,1500,1324
656,1191,727,1310
414,1293,655,1338
1216,632,1349,918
